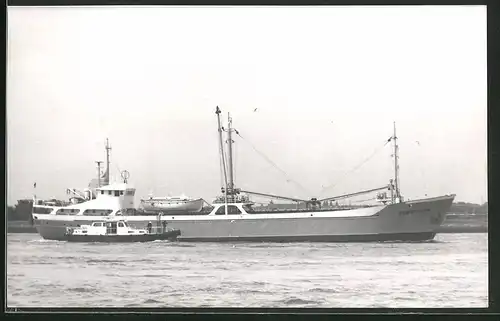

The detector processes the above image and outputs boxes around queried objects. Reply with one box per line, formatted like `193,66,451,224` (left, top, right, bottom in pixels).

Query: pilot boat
62,218,181,243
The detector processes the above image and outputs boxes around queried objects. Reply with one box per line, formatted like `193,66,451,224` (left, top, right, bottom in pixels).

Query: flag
33,182,36,188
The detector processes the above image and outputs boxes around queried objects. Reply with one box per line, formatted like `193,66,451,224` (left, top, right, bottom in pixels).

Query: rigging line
114,163,122,183
320,138,392,195
234,138,237,186
234,130,312,197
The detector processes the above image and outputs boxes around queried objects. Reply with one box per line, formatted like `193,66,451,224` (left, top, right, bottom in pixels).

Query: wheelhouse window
215,205,241,215
108,191,112,195
101,190,104,195
126,190,135,196
92,222,103,227
114,191,120,197
118,222,125,228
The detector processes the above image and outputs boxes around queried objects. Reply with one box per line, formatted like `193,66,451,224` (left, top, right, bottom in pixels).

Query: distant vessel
32,108,455,242
140,195,205,214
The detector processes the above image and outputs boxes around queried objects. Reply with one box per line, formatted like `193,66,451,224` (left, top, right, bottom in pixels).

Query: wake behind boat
32,108,455,242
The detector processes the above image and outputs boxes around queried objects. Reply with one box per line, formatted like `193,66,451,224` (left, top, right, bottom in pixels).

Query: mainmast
215,107,229,203
104,138,111,186
393,122,400,202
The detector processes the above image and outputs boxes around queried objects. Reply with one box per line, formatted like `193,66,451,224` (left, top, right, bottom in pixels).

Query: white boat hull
140,198,204,213
32,195,454,242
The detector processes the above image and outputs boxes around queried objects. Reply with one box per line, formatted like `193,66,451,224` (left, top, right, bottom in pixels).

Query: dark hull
179,231,437,243
63,230,180,243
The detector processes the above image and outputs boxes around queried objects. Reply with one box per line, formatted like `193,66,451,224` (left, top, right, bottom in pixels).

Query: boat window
215,205,241,215
120,191,124,195
101,190,104,195
56,209,81,215
228,205,241,214
93,222,102,227
118,222,125,228
83,209,114,216
33,207,53,214
108,191,112,195
114,191,120,197
126,190,135,196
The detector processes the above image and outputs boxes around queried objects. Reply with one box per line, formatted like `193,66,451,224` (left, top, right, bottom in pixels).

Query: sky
7,6,487,206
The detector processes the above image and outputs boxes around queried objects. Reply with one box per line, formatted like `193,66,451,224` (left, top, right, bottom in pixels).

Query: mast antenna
104,138,112,186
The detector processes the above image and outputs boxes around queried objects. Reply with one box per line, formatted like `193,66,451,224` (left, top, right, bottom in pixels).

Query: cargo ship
32,107,454,242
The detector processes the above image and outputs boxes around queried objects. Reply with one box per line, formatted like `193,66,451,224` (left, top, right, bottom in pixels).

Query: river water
7,233,488,308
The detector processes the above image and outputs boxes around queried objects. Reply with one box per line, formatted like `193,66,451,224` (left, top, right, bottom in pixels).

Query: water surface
7,233,488,308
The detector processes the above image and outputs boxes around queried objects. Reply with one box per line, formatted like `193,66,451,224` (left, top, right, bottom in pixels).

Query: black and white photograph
6,5,487,309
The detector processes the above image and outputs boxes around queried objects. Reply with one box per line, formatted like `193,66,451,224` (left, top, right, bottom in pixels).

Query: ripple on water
280,297,324,306
66,287,97,294
142,298,164,304
308,287,339,293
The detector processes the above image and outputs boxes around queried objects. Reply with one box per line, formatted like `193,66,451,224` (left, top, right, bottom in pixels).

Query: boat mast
104,138,111,186
215,107,229,205
393,122,400,202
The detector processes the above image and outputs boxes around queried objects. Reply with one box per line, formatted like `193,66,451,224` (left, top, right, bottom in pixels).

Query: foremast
392,122,402,204
215,107,244,205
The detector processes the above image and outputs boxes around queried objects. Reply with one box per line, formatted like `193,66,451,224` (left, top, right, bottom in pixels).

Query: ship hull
175,232,436,242
33,195,454,242
63,230,180,243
